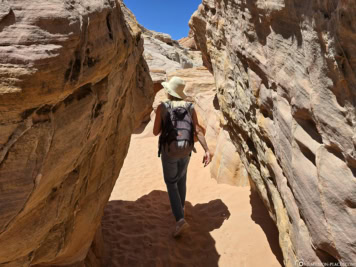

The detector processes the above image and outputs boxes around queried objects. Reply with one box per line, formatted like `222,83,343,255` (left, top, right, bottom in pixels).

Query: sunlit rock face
143,34,203,93
122,2,203,93
0,0,154,266
179,29,198,51
190,0,356,266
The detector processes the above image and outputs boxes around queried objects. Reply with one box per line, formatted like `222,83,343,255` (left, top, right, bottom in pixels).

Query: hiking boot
173,218,189,238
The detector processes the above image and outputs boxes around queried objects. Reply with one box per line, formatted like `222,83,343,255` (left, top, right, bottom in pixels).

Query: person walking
153,76,212,238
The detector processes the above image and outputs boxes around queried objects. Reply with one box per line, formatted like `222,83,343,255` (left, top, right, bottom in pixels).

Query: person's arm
153,104,163,136
192,109,212,167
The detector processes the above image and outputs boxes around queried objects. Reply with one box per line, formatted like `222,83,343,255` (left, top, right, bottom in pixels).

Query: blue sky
123,0,202,40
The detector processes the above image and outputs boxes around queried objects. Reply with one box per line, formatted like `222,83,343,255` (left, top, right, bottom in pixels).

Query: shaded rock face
190,0,356,266
0,0,153,266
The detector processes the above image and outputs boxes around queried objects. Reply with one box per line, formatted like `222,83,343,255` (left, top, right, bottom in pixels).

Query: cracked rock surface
190,0,356,266
0,0,153,266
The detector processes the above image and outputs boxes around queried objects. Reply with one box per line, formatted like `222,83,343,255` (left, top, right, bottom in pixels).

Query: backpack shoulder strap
158,101,170,157
163,101,173,112
163,101,169,107
185,102,194,116
186,102,195,135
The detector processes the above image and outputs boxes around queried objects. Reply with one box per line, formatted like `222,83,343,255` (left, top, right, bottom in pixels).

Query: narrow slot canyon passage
1,0,355,266
100,118,284,267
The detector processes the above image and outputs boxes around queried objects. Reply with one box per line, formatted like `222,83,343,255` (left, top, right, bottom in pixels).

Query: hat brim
161,82,187,100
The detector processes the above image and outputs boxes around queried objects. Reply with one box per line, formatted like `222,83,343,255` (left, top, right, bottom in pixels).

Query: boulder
190,0,356,266
143,34,203,84
135,24,203,88
0,0,154,266
178,29,198,51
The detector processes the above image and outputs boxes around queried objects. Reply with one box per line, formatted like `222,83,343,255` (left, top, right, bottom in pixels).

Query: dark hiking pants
161,151,190,222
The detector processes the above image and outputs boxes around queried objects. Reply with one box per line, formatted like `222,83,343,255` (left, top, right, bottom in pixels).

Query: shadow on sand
101,190,230,267
250,188,285,267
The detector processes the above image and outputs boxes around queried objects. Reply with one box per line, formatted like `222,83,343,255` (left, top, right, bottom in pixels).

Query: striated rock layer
0,0,153,266
190,0,356,266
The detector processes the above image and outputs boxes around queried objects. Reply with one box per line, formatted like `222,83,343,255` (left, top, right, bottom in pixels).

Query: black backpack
158,101,195,158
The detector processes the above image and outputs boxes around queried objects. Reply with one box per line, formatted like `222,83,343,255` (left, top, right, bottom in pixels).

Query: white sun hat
161,76,187,100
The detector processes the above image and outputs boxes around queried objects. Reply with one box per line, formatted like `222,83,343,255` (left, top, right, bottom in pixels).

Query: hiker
153,76,212,237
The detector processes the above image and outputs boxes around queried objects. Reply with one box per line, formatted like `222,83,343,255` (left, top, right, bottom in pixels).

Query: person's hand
203,150,212,167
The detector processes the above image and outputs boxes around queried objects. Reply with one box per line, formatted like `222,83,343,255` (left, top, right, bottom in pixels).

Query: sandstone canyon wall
0,1,153,266
190,0,356,266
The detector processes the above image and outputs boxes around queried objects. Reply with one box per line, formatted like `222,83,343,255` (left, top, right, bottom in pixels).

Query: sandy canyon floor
101,121,284,267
